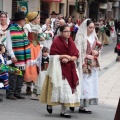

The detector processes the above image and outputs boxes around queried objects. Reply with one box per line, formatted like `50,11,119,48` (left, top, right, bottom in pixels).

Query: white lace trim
51,79,80,103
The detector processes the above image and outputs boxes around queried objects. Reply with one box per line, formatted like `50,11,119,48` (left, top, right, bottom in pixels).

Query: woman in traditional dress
98,20,108,45
40,25,80,118
42,18,51,32
24,12,44,95
0,12,15,57
44,24,54,50
0,12,17,101
0,12,10,45
74,19,102,114
0,12,15,59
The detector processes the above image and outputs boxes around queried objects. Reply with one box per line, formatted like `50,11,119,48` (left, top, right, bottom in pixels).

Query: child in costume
0,44,9,91
0,44,22,101
31,46,49,100
0,44,8,102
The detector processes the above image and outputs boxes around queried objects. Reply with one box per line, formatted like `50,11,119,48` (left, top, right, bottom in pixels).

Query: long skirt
40,75,80,107
80,67,98,107
24,42,40,83
99,32,109,45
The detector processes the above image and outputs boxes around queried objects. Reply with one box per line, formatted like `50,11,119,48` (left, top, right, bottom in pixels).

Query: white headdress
75,18,98,79
7,14,10,25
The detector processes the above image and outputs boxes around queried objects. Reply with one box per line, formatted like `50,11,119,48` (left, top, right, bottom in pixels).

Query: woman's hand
40,36,45,41
92,50,98,56
86,55,94,60
12,57,17,63
65,55,71,61
62,58,69,64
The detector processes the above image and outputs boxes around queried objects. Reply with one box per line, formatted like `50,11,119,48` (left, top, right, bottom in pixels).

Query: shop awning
42,0,61,2
99,3,108,9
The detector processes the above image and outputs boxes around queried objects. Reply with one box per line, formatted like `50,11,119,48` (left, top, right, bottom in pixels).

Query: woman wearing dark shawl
40,25,80,118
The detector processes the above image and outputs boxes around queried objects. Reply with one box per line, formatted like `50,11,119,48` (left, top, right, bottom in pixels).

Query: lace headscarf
75,18,98,79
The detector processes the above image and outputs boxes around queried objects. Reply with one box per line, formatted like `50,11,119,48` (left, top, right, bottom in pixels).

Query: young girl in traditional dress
31,47,49,100
40,25,80,118
0,44,8,102
73,19,102,114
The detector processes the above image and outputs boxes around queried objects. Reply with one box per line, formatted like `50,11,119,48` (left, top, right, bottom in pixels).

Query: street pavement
0,41,119,120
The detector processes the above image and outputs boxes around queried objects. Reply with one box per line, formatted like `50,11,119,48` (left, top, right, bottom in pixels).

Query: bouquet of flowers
95,41,102,51
0,64,22,75
38,33,51,40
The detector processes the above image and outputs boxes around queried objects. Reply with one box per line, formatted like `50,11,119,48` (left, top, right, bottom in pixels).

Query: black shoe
0,97,3,102
6,95,17,100
15,95,25,99
116,58,118,62
26,86,32,95
60,113,71,118
46,105,52,114
69,107,75,111
79,109,92,114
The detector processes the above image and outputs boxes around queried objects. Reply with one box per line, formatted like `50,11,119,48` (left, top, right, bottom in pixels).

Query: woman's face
34,15,40,24
61,27,71,39
87,23,95,35
68,18,72,23
0,14,7,24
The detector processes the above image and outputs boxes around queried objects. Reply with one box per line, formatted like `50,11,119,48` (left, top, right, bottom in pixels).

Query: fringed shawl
50,36,79,93
9,23,31,69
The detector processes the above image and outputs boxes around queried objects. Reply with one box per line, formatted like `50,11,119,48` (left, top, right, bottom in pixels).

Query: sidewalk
0,48,119,120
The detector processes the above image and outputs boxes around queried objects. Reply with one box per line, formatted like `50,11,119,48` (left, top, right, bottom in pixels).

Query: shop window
69,5,75,17
40,1,50,25
59,3,64,15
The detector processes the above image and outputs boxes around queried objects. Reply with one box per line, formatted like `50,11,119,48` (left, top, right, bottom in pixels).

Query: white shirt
6,30,15,58
42,24,47,32
51,18,56,32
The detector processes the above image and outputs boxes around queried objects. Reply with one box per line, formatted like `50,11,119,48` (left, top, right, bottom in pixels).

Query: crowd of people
0,10,117,118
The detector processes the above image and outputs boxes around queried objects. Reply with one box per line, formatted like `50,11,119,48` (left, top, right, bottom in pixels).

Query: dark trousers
114,98,120,120
6,70,25,97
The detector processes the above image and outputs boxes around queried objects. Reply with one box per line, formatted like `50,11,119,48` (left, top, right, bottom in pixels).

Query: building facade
89,0,120,20
1,0,120,22
0,0,40,19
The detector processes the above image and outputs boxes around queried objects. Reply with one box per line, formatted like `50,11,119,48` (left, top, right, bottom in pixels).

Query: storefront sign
17,1,28,16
